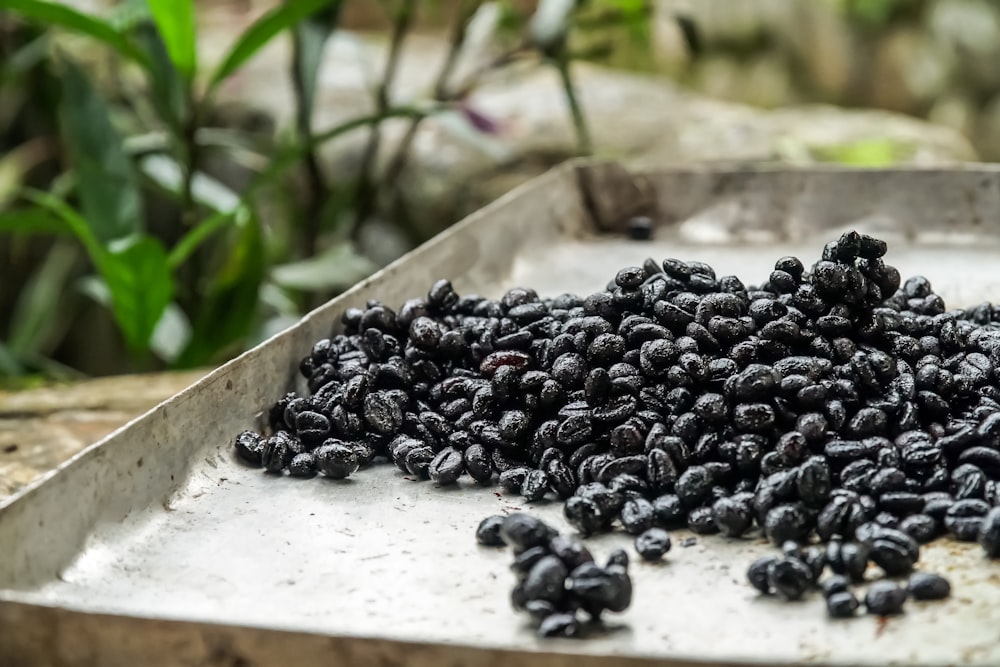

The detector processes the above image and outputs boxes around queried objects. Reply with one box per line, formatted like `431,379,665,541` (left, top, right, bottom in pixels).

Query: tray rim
7,160,1000,666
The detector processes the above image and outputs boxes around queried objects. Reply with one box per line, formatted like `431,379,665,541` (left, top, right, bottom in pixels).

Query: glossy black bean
945,498,990,541
767,556,812,601
288,452,317,477
827,591,860,618
898,513,939,543
537,613,579,638
521,469,551,502
428,447,464,485
687,506,720,534
765,503,810,545
234,430,264,467
635,527,672,561
500,513,555,553
620,497,655,535
865,580,907,616
979,507,1000,557
820,574,850,598
907,572,951,600
315,441,359,479
712,496,754,537
476,515,507,546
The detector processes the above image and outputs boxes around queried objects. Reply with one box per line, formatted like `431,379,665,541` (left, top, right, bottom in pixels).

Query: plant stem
351,0,416,238
291,23,328,260
176,88,201,316
380,0,479,243
178,106,200,228
554,51,592,155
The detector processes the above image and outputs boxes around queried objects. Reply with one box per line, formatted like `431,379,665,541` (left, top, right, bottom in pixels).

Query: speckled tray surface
3,162,1000,667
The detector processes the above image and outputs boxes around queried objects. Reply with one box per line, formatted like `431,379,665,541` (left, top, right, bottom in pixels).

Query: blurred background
0,0,992,386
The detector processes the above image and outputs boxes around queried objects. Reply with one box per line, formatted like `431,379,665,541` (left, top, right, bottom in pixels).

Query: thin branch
351,0,416,236
380,0,480,217
553,51,591,155
291,23,328,259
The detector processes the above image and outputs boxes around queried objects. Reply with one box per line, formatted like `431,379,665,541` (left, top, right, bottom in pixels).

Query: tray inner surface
10,227,1000,666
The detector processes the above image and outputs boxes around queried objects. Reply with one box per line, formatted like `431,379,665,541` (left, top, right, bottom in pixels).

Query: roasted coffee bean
980,507,1000,557
797,456,832,508
767,556,812,601
620,497,655,535
314,441,359,479
652,494,686,526
521,469,551,502
288,452,317,477
428,447,464,485
500,513,554,553
826,591,860,618
676,465,713,507
464,444,493,484
945,498,990,541
765,503,810,545
712,496,754,537
865,580,907,616
634,528,671,561
564,495,607,536
537,613,580,638
899,513,938,543
523,555,568,604
476,515,506,546
261,435,292,474
747,555,778,594
234,430,264,467
683,505,717,534
820,575,850,598
568,561,633,616
907,572,951,600
363,391,404,435
549,535,594,570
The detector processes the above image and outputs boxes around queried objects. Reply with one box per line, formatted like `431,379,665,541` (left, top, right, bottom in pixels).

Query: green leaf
0,342,24,377
206,0,330,95
101,234,174,353
133,21,188,129
22,189,104,261
145,0,197,80
108,0,152,32
270,242,376,292
7,242,79,358
176,208,264,367
0,32,49,83
23,190,172,354
58,57,144,243
149,302,191,363
167,209,238,270
4,0,152,70
292,1,343,133
0,207,71,235
139,154,241,213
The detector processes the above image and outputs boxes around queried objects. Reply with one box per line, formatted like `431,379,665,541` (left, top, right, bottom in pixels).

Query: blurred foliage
827,0,926,27
0,0,660,383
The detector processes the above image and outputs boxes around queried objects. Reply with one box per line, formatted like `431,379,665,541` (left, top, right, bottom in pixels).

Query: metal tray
4,162,1000,667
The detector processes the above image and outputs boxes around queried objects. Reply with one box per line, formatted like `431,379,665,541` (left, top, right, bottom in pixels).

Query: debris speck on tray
234,230,1000,633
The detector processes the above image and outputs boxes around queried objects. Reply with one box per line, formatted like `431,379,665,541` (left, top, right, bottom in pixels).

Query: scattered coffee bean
907,572,951,601
864,580,908,616
634,528,672,561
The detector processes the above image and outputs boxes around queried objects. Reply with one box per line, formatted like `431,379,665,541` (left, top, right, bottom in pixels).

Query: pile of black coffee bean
476,513,633,636
234,230,1000,629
